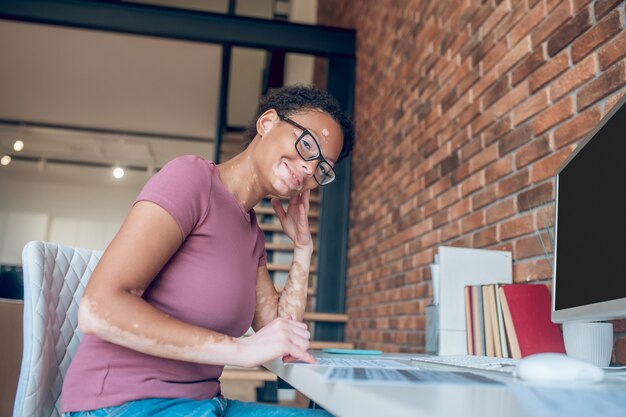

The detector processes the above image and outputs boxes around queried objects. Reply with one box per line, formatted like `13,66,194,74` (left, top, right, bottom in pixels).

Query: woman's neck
216,148,266,212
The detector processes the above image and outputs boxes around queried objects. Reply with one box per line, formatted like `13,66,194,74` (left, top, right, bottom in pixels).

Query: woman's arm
251,191,314,326
79,201,312,368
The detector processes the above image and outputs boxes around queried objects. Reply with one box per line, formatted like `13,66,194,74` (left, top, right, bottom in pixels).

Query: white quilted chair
14,241,102,417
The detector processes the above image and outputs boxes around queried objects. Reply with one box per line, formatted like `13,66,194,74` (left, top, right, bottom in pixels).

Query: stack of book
464,283,566,359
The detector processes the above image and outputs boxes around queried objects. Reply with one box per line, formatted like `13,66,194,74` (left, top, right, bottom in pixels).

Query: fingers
271,198,286,222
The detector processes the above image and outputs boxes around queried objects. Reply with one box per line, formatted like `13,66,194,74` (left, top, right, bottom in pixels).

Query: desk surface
263,352,626,417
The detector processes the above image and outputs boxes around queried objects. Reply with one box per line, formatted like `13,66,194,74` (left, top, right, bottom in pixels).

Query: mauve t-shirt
61,156,267,412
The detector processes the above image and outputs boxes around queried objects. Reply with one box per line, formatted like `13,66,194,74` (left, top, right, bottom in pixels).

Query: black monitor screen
555,98,626,311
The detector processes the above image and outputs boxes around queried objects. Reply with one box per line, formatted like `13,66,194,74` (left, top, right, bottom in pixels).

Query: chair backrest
14,241,102,417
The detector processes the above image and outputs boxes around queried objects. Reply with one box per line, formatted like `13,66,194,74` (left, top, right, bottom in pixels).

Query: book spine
499,285,521,359
473,285,485,356
482,285,495,357
464,285,474,355
494,283,509,358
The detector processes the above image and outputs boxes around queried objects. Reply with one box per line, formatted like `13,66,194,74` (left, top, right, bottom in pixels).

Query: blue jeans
65,397,333,417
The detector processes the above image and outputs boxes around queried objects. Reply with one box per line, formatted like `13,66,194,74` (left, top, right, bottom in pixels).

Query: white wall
0,173,141,264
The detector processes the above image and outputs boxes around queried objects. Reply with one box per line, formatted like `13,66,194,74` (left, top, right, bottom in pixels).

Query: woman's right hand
234,317,317,368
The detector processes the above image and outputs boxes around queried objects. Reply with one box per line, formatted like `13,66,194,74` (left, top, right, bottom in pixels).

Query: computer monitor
552,93,626,323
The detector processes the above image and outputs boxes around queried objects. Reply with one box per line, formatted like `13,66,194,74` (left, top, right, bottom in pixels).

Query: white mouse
517,352,604,383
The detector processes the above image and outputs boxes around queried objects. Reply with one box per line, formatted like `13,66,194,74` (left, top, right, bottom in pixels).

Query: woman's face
257,110,344,197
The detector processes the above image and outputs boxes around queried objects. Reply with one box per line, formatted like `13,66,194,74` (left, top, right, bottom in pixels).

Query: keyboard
411,355,520,375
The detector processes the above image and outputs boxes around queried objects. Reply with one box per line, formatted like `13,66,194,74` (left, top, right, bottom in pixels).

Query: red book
498,284,565,359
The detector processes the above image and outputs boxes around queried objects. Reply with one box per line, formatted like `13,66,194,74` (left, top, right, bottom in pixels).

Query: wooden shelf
303,312,348,323
310,341,355,350
259,223,319,234
254,205,320,218
275,286,315,296
265,242,318,253
267,263,317,273
221,368,277,381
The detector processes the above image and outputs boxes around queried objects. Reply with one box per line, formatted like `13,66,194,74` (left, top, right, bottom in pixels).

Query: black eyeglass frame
281,116,336,186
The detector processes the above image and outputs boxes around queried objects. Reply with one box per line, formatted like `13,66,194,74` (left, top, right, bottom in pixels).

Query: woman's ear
256,109,278,138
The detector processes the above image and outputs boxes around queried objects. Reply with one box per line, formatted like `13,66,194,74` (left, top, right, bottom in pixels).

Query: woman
61,85,353,417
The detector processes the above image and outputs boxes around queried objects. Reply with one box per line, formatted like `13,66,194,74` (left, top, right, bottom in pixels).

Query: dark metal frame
0,0,355,342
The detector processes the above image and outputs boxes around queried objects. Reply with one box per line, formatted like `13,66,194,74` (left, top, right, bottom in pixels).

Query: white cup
562,321,613,367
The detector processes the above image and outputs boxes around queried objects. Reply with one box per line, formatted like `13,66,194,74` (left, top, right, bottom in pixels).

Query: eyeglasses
281,117,336,186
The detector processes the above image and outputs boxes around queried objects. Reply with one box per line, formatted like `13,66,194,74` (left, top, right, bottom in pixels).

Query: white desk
263,352,626,417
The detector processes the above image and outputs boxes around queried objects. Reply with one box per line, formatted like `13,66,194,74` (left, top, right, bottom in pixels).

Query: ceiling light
113,167,125,179
13,140,24,151
1,155,11,166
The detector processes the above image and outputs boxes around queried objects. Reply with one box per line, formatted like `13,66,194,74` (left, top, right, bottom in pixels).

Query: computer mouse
517,353,604,383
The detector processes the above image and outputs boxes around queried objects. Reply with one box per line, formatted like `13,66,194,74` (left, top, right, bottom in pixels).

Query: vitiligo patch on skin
278,261,307,321
79,295,233,365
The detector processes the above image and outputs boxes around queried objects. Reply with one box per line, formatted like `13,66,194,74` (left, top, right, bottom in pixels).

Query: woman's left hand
271,190,312,250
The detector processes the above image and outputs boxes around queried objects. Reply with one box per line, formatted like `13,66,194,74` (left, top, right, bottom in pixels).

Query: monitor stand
562,321,613,367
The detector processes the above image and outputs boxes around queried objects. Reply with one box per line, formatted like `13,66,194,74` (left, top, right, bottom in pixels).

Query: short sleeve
134,155,212,238
250,211,268,268
256,226,268,267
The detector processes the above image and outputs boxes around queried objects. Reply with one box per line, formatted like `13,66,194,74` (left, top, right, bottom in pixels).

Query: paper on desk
284,358,413,368
510,385,626,417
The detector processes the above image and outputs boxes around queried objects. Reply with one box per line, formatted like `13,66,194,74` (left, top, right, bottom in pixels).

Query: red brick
432,208,450,229
482,38,510,75
572,0,593,13
482,76,511,111
614,319,626,332
531,147,574,182
460,137,482,162
482,116,512,146
606,89,626,111
486,198,517,223
497,169,531,197
471,65,499,102
554,106,602,148
531,1,573,49
500,213,535,240
461,171,485,197
474,225,498,248
442,220,461,242
512,89,550,126
550,54,597,101
493,0,529,41
513,258,552,282
461,210,485,234
577,61,626,111
546,8,592,57
511,47,546,86
572,9,621,63
481,0,511,38
515,233,549,259
594,0,623,19
616,338,626,365
492,80,531,117
497,36,532,77
472,184,498,209
599,31,626,70
529,50,570,93
532,96,574,135
510,0,546,46
451,199,471,220
499,123,533,156
470,109,496,136
516,135,552,168
485,154,514,184
469,143,499,173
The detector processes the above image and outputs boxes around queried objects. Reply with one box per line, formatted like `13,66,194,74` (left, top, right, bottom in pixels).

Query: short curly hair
246,85,354,163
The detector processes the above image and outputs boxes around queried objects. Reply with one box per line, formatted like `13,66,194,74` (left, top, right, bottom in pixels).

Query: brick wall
318,0,626,361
